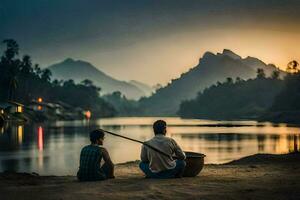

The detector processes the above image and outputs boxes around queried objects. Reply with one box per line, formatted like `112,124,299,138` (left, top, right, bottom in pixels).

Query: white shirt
140,134,186,173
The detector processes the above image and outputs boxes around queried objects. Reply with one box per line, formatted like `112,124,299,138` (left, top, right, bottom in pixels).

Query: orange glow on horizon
91,29,300,85
38,97,43,103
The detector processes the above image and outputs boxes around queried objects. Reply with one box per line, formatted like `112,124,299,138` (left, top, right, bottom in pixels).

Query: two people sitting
77,120,186,181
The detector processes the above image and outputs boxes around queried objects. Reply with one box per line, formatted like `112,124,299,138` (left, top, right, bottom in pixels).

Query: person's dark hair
153,120,167,135
90,129,105,143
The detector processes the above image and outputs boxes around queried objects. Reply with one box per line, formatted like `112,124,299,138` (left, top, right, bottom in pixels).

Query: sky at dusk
1,0,300,85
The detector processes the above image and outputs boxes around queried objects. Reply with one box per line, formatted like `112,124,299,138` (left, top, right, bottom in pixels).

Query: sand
1,153,300,200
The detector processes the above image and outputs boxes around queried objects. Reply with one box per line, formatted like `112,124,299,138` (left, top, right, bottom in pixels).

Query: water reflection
288,135,300,153
38,126,44,151
18,125,23,145
171,132,300,163
37,126,44,170
0,117,299,175
0,123,24,151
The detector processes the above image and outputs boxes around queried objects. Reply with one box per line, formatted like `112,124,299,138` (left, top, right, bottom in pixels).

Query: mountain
129,80,154,97
139,49,285,115
48,58,145,99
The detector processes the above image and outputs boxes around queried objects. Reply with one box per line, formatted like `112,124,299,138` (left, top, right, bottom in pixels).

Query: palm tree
8,76,18,100
2,39,19,61
287,60,299,74
20,55,33,74
256,68,266,79
41,69,52,83
20,55,34,102
1,39,20,101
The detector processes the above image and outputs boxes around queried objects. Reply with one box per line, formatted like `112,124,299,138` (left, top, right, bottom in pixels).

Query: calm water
0,117,299,175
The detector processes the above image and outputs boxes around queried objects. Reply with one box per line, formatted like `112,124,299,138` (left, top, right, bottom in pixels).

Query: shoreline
1,153,300,200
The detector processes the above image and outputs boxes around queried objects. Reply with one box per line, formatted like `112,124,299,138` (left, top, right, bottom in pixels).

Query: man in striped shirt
77,130,114,181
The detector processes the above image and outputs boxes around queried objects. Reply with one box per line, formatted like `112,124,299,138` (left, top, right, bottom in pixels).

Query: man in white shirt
139,120,186,178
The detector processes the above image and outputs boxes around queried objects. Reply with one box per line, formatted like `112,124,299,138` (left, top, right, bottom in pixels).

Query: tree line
178,66,300,122
0,39,116,117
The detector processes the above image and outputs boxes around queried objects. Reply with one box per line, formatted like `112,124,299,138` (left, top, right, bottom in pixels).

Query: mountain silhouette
129,80,154,97
48,58,146,99
139,49,285,115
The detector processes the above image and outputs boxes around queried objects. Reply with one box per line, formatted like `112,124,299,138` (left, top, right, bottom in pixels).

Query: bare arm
101,147,115,178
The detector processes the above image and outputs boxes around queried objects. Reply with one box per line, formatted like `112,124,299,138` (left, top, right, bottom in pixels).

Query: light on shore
85,110,91,119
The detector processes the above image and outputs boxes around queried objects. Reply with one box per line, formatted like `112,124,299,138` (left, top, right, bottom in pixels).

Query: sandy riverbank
1,153,300,200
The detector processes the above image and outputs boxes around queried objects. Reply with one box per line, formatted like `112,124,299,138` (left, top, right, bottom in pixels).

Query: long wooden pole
99,129,174,159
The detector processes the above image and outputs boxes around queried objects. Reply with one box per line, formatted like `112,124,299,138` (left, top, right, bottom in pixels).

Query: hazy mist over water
1,0,300,85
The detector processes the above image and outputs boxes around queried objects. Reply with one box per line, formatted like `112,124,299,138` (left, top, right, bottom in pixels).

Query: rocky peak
222,49,242,60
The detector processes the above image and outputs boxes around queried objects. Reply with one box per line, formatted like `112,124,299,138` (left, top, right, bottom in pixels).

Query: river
0,117,299,175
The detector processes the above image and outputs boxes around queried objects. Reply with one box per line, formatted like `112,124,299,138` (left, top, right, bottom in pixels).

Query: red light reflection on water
38,126,44,151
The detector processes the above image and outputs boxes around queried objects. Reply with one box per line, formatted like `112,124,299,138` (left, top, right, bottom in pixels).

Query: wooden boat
183,152,206,177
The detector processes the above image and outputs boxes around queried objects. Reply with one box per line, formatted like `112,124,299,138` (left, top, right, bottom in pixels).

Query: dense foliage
260,70,300,123
178,71,284,120
0,39,116,117
102,91,141,116
270,73,300,112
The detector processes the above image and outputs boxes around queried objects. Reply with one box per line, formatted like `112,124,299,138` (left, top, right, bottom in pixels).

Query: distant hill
48,58,146,99
129,80,154,97
139,49,286,115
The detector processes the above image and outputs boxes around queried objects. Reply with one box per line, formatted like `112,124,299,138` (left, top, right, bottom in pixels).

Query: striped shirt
77,145,106,181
